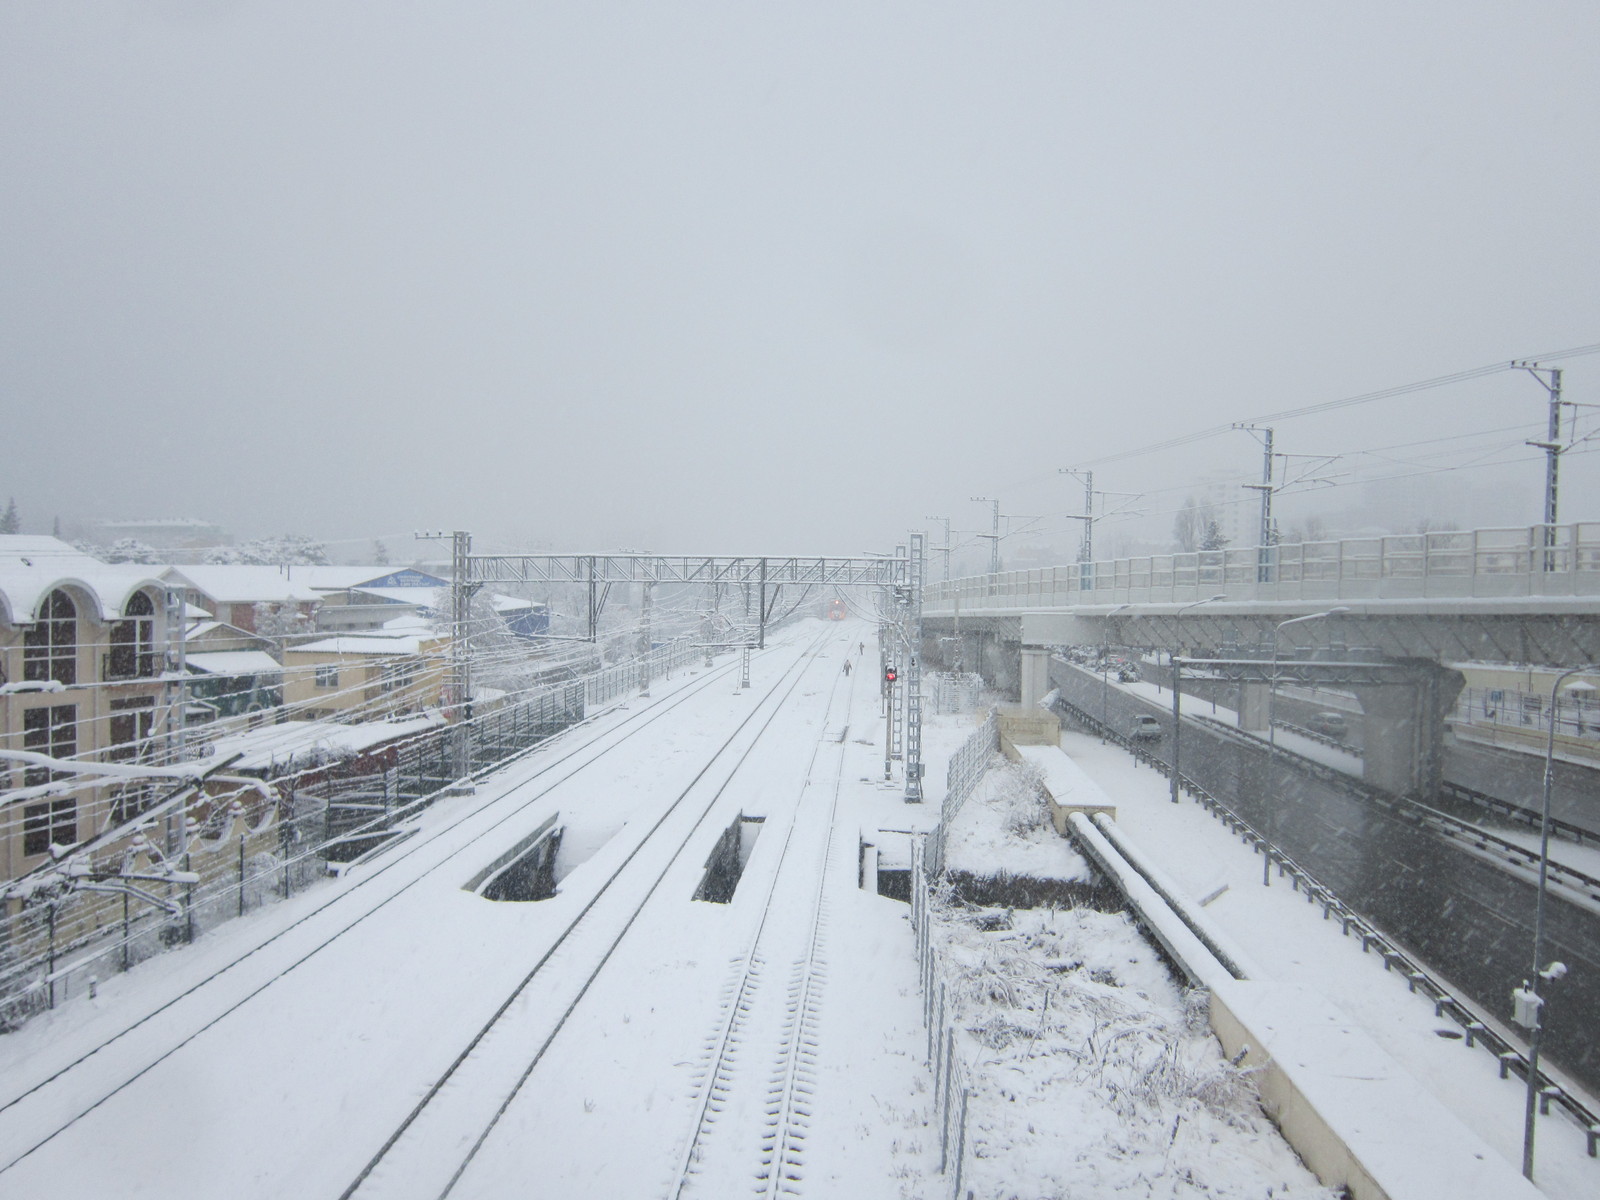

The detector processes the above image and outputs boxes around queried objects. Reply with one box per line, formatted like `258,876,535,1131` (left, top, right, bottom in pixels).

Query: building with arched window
1,537,175,887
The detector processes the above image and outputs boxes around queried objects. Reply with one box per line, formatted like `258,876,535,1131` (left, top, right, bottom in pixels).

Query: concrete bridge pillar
1238,683,1270,732
1020,647,1052,709
1350,661,1465,797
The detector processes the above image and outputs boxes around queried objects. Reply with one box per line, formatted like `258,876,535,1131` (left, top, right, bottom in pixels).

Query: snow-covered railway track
336,631,839,1200
669,658,857,1200
0,646,764,1181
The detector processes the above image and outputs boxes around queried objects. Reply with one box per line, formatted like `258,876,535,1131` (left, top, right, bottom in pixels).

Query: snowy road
0,621,941,1199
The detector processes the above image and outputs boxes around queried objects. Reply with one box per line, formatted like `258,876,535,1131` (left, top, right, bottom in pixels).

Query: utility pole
161,581,189,858
889,544,907,766
638,582,653,696
1514,361,1566,572
740,582,752,688
970,496,1001,575
450,530,473,784
1057,469,1095,563
1234,424,1276,582
924,515,953,581
418,530,476,786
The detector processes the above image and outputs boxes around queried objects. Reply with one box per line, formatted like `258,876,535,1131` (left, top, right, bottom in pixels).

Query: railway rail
337,630,841,1199
669,645,857,1198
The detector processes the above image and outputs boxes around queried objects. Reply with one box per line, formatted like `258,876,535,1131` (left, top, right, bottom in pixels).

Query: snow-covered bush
927,896,1336,1198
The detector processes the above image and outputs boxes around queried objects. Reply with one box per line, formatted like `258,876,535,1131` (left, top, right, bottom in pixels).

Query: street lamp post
1102,603,1132,743
1262,608,1350,881
1171,657,1184,804
1519,663,1595,1180
1168,594,1227,804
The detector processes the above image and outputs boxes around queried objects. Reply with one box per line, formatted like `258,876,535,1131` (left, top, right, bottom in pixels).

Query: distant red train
825,598,848,620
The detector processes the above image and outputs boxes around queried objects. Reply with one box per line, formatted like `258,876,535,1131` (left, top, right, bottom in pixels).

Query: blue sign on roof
356,569,448,589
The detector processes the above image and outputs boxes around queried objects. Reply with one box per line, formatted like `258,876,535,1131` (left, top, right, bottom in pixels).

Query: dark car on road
1304,711,1349,739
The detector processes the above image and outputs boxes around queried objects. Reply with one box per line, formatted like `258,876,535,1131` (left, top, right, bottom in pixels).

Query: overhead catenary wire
1069,343,1600,472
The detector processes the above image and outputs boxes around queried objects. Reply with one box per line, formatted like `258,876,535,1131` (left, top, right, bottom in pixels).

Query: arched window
109,591,157,679
24,589,77,685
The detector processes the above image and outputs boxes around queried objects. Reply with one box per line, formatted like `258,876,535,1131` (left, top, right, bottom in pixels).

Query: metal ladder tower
903,533,926,803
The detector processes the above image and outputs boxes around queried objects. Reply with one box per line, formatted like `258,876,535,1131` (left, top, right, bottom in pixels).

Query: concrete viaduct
921,522,1600,797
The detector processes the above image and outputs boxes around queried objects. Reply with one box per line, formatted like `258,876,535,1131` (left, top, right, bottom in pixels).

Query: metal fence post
949,1086,970,1200
47,904,56,1010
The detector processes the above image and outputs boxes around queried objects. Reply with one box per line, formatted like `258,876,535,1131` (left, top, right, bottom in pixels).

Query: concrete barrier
1209,980,1542,1200
1068,804,1543,1200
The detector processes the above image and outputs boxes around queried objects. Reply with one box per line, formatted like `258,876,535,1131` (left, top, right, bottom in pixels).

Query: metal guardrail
1187,716,1600,903
928,521,1600,608
1440,779,1599,849
1275,719,1362,756
1053,694,1600,1155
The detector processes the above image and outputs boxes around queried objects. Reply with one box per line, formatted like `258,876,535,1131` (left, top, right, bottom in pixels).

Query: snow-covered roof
164,565,369,605
285,631,440,657
491,593,547,613
201,713,445,772
186,618,271,648
381,614,435,633
185,651,284,676
0,536,168,626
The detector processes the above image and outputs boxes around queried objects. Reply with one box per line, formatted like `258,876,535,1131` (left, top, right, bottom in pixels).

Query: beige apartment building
0,537,175,887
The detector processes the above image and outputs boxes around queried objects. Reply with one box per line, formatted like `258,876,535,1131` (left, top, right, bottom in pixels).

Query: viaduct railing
927,522,1600,609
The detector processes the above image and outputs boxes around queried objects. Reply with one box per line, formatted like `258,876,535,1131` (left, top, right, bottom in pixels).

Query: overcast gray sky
4,2,1598,559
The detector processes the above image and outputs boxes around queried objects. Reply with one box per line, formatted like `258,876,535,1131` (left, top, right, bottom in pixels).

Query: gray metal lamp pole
1268,608,1350,759
1520,663,1594,1180
1168,594,1227,804
1261,608,1348,878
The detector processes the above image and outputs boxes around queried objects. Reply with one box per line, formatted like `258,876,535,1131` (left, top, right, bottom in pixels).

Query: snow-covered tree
104,538,160,563
1200,519,1229,551
372,538,390,565
253,600,314,641
0,497,19,534
1172,499,1204,553
226,534,330,566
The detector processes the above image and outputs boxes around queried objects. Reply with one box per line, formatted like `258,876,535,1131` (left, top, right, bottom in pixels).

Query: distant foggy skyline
5,3,1598,561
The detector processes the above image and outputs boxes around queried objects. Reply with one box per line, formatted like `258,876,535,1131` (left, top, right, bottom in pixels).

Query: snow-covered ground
7,624,1593,1198
0,621,943,1199
931,758,1340,1198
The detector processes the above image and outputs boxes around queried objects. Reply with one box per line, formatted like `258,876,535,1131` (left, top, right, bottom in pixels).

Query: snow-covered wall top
0,535,167,625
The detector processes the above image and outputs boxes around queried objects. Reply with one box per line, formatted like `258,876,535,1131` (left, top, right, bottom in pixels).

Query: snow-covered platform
1041,730,1598,1199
